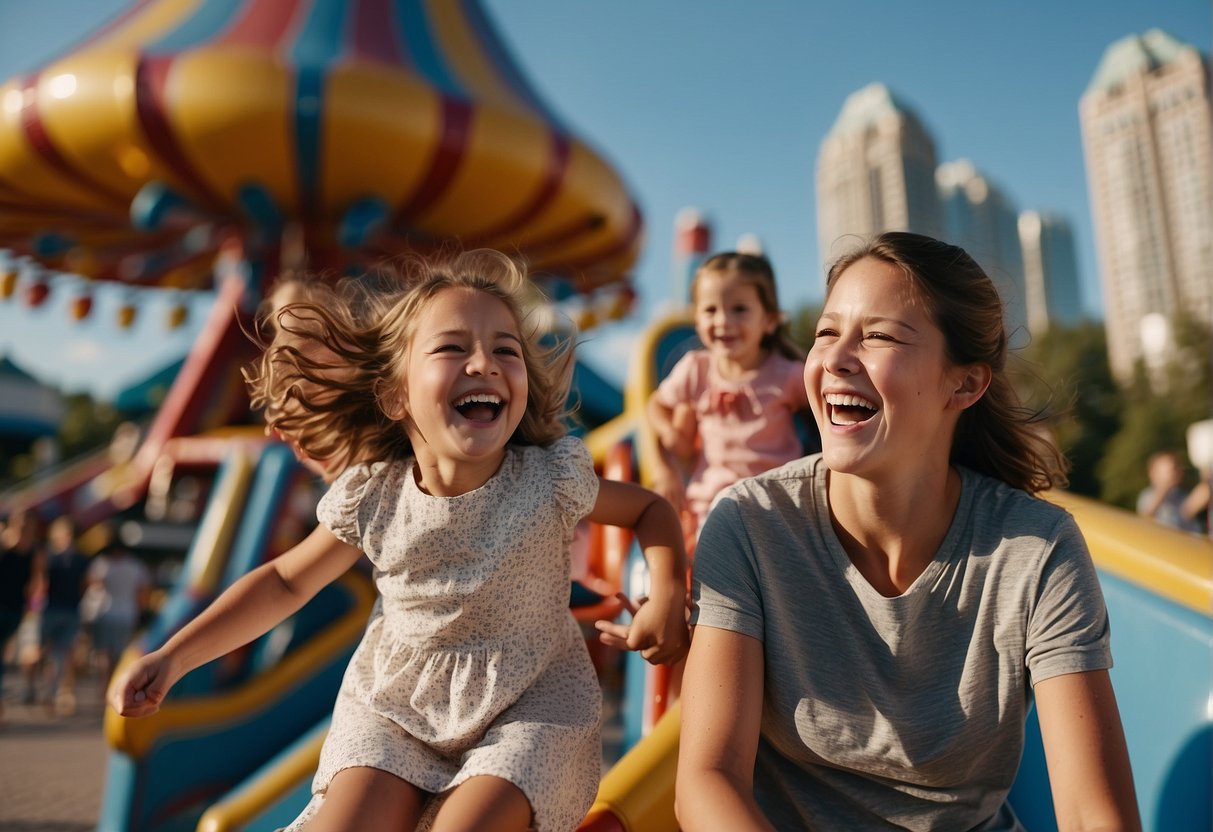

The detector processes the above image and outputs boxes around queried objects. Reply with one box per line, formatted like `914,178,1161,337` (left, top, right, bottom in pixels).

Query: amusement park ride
0,2,1208,831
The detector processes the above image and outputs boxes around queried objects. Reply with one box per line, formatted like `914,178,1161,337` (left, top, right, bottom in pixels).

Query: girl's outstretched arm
1035,669,1141,831
109,526,363,718
590,479,688,664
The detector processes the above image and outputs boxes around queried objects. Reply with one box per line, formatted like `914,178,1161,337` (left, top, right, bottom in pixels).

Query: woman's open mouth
824,392,878,426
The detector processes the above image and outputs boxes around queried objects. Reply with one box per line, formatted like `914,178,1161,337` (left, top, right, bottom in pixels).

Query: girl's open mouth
453,393,505,423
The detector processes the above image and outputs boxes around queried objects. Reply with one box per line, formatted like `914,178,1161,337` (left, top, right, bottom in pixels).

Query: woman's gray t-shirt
692,454,1112,831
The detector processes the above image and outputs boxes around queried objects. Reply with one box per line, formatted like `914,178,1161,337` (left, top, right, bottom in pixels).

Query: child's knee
310,767,426,831
431,775,532,832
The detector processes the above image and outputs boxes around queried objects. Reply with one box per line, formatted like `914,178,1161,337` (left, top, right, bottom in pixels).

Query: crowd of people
9,231,1204,830
0,511,151,723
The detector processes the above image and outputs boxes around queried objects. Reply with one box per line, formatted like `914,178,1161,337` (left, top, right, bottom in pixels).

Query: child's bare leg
430,775,532,832
303,767,426,831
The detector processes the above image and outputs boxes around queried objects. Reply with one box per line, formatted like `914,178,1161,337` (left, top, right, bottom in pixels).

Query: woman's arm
676,625,774,831
109,525,363,717
589,479,688,664
1035,669,1141,832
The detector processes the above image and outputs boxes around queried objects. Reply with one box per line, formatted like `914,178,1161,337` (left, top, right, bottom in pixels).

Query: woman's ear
950,363,992,411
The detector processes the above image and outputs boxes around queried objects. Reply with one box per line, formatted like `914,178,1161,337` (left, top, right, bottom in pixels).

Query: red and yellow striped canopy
0,0,643,292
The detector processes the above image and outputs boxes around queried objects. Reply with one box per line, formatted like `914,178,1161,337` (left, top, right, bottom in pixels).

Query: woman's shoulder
720,453,822,504
959,466,1076,539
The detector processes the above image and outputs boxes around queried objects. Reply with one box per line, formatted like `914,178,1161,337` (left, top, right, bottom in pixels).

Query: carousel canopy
0,0,643,296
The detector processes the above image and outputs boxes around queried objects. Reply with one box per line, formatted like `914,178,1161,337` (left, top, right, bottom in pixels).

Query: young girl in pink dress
648,252,812,539
110,250,689,832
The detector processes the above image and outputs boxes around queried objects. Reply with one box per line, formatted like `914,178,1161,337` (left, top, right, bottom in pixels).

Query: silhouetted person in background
26,516,90,713
84,540,151,688
0,509,44,723
1137,451,1204,533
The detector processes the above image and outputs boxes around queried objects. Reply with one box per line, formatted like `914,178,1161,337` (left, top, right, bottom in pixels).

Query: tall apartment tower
1080,29,1213,382
816,83,945,272
936,160,1028,341
1019,211,1084,335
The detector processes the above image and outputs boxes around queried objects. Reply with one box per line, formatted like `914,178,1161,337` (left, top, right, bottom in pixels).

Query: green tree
788,304,822,353
2,392,128,488
1098,314,1212,509
58,393,126,460
1016,322,1122,498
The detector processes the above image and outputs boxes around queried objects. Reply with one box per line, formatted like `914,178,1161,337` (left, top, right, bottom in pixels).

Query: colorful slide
98,442,377,832
0,275,254,530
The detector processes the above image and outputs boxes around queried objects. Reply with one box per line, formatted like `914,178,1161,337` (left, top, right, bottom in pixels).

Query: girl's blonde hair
826,232,1068,494
692,252,804,361
245,250,575,468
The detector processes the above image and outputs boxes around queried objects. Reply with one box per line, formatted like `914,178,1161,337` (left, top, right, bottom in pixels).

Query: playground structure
0,1,1208,830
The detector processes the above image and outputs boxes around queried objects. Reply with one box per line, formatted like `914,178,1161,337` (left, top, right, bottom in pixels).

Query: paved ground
0,663,109,832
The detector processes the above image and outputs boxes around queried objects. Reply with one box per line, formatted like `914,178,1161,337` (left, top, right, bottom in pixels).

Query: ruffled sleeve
316,462,384,548
547,436,600,527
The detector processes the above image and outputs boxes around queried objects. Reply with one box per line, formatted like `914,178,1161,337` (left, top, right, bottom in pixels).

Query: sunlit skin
804,257,992,596
693,269,779,380
387,288,530,497
805,257,975,488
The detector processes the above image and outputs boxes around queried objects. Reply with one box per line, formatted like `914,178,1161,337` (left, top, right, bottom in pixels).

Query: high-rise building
937,160,1028,341
1019,211,1084,336
816,83,945,272
1080,29,1213,382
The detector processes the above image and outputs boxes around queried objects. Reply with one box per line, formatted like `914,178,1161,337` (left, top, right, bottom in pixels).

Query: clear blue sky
0,0,1208,397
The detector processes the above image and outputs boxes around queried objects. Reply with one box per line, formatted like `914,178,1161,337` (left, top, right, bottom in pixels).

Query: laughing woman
675,232,1140,832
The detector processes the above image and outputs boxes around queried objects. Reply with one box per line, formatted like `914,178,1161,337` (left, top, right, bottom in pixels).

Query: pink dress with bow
653,350,809,533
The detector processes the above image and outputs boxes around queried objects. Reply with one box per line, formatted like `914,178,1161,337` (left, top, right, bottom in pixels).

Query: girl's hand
667,403,699,460
596,590,689,665
108,649,179,718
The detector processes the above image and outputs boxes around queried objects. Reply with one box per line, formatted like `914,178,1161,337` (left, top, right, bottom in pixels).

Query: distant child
110,250,689,832
1137,450,1204,533
648,252,812,539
